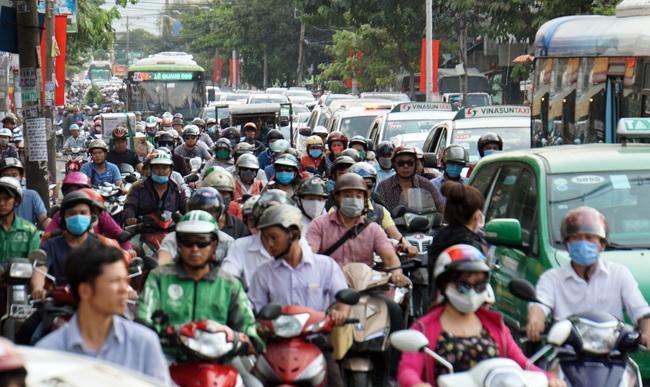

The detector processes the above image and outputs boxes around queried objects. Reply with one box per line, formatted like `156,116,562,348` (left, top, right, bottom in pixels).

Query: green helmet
296,176,328,198
256,204,304,232
149,152,174,166
176,210,219,238
202,168,235,192
145,116,158,127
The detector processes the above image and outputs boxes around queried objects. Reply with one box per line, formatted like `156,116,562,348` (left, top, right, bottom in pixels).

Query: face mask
146,129,157,136
359,151,366,160
276,171,295,185
474,211,485,234
302,199,326,220
229,139,237,147
208,127,216,134
483,149,498,157
309,149,322,158
378,157,393,170
567,240,600,267
445,285,489,314
446,164,464,179
339,197,364,217
65,214,91,236
216,149,230,160
151,174,169,184
240,169,256,182
222,196,232,209
331,146,344,153
0,138,8,146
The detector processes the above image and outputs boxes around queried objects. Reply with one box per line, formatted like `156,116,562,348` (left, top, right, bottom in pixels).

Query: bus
87,61,112,83
125,52,205,118
395,68,490,102
532,8,650,146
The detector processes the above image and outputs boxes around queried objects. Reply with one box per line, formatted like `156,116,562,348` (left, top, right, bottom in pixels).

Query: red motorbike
64,147,87,175
125,210,179,262
254,289,360,387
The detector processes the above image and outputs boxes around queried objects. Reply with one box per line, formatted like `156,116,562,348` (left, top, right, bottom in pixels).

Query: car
221,93,248,103
360,92,411,102
284,89,315,103
201,101,243,125
391,132,428,149
316,93,358,107
247,94,289,104
468,119,650,378
305,104,328,133
266,87,288,94
327,107,390,139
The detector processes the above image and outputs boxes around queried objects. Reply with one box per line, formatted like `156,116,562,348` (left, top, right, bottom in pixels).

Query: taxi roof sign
617,118,650,143
390,102,452,113
454,105,531,119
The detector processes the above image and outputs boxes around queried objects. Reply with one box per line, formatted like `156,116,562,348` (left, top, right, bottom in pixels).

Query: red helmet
326,131,348,148
560,206,608,241
0,337,25,373
391,144,417,160
113,127,128,139
78,188,105,211
62,172,91,193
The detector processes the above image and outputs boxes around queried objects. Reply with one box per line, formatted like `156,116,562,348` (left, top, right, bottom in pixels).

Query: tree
113,28,160,59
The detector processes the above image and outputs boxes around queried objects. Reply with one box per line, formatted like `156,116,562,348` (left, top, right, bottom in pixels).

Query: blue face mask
229,139,237,147
309,149,322,158
446,164,464,179
484,149,498,157
276,171,295,185
65,214,91,236
567,240,600,267
151,174,169,184
208,127,216,134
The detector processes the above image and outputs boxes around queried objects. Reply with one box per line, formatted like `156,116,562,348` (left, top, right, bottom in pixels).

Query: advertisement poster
37,0,77,33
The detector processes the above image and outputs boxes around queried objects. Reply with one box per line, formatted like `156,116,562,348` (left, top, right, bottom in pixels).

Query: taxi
422,105,532,165
468,118,650,377
366,102,456,146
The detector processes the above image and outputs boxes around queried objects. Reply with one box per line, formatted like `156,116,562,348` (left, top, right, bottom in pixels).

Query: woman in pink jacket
397,244,565,387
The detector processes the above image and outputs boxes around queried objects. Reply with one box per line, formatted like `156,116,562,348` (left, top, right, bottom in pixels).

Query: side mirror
422,152,439,169
124,174,137,183
483,219,523,247
305,165,317,174
172,212,183,224
335,288,361,305
508,278,540,303
258,302,282,320
280,116,289,127
366,139,375,152
391,205,406,219
299,126,312,137
28,249,47,266
127,257,145,274
116,231,132,244
220,118,231,127
185,173,199,183
389,330,429,353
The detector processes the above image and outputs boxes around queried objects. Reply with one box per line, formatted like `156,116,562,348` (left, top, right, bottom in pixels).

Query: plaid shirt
0,145,17,159
376,174,445,213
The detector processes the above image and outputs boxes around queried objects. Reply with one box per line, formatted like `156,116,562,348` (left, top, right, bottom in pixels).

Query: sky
105,0,171,36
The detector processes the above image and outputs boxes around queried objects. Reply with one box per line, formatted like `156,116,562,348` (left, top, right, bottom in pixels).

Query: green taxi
468,119,650,376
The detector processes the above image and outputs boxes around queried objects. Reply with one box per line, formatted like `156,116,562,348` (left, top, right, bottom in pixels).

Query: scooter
0,256,35,340
125,210,180,261
254,290,360,386
93,182,126,225
509,278,644,387
64,147,87,175
390,329,549,387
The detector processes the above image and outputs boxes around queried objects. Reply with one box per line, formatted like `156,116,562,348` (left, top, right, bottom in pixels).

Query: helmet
251,189,295,221
173,118,184,126
88,139,108,153
349,162,377,182
176,210,219,238
0,337,25,373
441,144,469,166
236,154,260,172
306,135,324,147
157,132,174,144
349,135,368,150
149,152,174,166
477,132,504,157
162,112,173,119
174,113,183,119
78,188,105,211
62,172,91,193
192,117,206,127
296,176,328,198
279,147,300,160
202,168,235,192
84,105,91,111
312,126,328,138
222,127,241,142
242,195,261,216
270,139,291,153
69,124,80,131
183,125,200,137
233,142,254,155
560,206,608,241
214,137,232,150
134,111,142,116
206,118,216,125
188,187,225,219
135,123,146,133
434,244,490,289
267,129,284,142
256,204,303,232
0,128,12,137
341,148,362,162
391,144,417,160
376,141,394,158
0,177,22,201
156,147,172,155
274,153,299,169
326,131,348,148
145,116,158,127
331,155,356,173
243,122,257,132
333,173,367,196
113,126,128,139
60,190,94,216
155,130,166,139
161,117,173,127
0,158,23,174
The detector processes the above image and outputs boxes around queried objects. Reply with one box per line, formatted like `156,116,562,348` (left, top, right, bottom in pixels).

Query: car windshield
286,90,313,98
223,94,244,102
251,96,286,104
382,119,442,141
451,127,530,164
548,171,650,249
339,116,376,138
204,108,230,120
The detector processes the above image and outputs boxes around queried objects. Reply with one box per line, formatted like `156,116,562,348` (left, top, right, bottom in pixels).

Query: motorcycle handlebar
344,318,359,325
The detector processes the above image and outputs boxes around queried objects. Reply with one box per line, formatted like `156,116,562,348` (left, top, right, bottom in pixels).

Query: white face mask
445,284,494,314
302,199,326,220
474,211,485,234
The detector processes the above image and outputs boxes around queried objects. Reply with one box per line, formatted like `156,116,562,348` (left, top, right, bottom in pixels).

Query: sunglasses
159,142,174,147
454,280,489,294
184,136,197,140
366,184,374,190
275,166,296,173
395,160,415,167
178,239,213,248
239,167,258,173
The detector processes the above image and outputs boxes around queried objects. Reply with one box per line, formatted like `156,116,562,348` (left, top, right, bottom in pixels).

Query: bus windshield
129,81,203,117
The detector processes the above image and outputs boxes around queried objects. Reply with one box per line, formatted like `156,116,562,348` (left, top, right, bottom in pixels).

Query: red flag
420,39,440,94
54,15,67,105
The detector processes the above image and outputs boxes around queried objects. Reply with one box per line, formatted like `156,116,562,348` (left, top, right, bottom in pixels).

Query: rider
253,116,270,146
375,141,395,188
201,167,250,238
325,155,355,193
0,128,17,159
294,176,328,237
265,153,301,196
192,117,215,149
300,135,327,176
107,127,143,174
80,139,124,190
205,118,219,143
0,177,39,262
123,152,187,226
0,158,49,230
222,127,241,149
144,116,159,145
248,204,350,387
242,122,266,156
466,132,503,177
204,138,234,171
233,154,265,203
526,206,650,346
155,132,190,176
257,129,284,170
137,210,264,387
324,131,347,176
431,144,470,201
349,135,376,165
376,145,445,212
174,125,212,161
172,117,184,138
89,119,103,139
311,125,328,143
62,124,85,152
262,139,291,181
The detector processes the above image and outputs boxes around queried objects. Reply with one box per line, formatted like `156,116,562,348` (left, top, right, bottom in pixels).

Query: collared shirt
62,136,86,150
36,314,171,384
159,230,234,263
15,188,46,224
0,215,40,262
431,174,469,201
375,168,396,190
376,174,445,212
80,161,122,185
248,248,348,312
306,211,392,267
532,260,650,322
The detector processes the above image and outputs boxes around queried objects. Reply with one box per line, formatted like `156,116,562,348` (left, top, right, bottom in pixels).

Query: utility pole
296,23,305,86
44,0,56,188
425,0,433,102
0,53,8,112
263,51,268,89
215,46,220,88
16,0,49,206
232,49,237,89
126,16,129,67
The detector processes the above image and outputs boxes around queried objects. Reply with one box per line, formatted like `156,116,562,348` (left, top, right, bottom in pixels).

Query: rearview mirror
299,126,312,137
508,278,540,303
124,174,137,183
116,231,132,244
483,219,523,247
422,152,438,169
280,116,289,127
305,165,317,174
391,205,406,219
389,330,429,353
335,288,360,305
185,173,199,183
258,302,282,320
366,139,375,151
127,257,145,274
28,249,47,266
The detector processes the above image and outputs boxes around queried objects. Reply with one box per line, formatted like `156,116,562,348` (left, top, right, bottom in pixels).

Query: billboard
37,0,77,33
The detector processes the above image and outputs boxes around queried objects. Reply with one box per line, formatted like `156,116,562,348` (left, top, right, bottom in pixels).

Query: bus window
532,59,552,147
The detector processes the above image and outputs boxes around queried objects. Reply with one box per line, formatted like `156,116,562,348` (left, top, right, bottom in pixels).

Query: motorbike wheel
2,318,20,341
349,371,372,387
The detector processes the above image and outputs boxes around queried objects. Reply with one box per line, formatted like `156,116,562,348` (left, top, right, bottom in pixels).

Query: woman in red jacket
397,244,565,387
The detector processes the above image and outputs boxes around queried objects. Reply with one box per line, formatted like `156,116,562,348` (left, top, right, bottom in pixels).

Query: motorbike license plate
10,304,36,319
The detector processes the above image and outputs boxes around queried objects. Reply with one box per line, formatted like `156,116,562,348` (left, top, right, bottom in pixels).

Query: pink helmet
62,172,91,193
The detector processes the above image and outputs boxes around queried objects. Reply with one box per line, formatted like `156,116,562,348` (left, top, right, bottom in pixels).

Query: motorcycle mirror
547,320,573,346
390,330,429,353
335,288,360,305
28,249,47,266
116,231,132,244
305,165,317,174
258,302,282,320
298,126,311,137
391,205,406,219
400,258,422,271
189,157,202,171
508,278,540,303
172,212,183,224
127,257,144,275
408,216,430,232
124,174,137,183
185,173,199,183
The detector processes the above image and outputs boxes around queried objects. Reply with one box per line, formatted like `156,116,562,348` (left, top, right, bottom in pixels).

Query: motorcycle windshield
118,163,135,174
398,188,437,214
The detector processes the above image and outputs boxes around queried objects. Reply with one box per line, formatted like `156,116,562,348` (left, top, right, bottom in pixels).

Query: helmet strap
273,230,298,260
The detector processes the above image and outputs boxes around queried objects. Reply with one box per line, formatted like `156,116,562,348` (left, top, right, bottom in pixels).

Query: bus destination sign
132,72,195,81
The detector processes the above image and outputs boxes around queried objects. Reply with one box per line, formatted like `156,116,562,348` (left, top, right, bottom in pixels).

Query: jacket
123,177,187,220
46,210,134,250
397,306,551,387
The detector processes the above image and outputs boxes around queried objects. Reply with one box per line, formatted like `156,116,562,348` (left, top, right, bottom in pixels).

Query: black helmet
477,132,504,157
441,144,469,166
267,129,284,142
157,132,174,144
331,155,356,173
60,191,95,231
296,176,328,198
341,148,362,162
223,127,241,142
376,141,394,158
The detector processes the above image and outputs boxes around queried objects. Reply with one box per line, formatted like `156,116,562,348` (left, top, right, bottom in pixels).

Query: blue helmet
349,162,377,182
187,187,225,220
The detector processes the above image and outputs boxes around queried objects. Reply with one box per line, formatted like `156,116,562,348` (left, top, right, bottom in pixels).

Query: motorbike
0,256,35,340
125,210,180,261
390,329,549,387
254,290,360,387
93,182,126,225
185,156,205,174
509,278,644,387
64,147,87,175
117,163,141,193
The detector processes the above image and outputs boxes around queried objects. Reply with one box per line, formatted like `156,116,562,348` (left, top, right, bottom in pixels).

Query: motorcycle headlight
179,331,234,359
10,262,33,278
305,319,327,334
272,313,310,338
484,370,527,387
572,317,621,355
403,213,433,228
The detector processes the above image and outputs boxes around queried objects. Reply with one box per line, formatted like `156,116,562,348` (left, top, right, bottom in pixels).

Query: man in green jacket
0,177,40,262
137,210,263,387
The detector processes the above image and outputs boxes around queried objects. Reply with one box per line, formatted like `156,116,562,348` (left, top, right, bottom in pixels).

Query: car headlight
272,313,310,338
403,213,433,228
10,262,33,278
484,369,527,387
179,331,234,359
572,317,621,354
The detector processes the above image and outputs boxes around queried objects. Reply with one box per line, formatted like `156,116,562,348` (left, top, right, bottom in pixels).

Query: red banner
55,15,67,105
214,58,222,82
420,39,440,94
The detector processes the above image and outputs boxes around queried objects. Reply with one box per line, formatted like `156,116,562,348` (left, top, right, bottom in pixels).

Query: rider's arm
526,270,555,341
226,279,265,352
44,211,61,233
378,247,404,280
97,211,134,250
221,244,244,279
36,214,50,231
136,270,162,329
156,233,177,265
305,216,324,254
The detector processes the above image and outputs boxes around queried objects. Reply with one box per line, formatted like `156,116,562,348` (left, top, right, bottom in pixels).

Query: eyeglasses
454,280,489,294
184,136,197,140
178,238,213,248
159,142,174,147
395,160,415,167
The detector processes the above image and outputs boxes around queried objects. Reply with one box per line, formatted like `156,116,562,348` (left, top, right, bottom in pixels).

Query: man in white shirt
527,206,650,345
